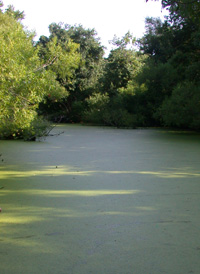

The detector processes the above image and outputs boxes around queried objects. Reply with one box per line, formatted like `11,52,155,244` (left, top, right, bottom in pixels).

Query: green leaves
0,9,68,139
46,36,81,81
37,23,105,122
161,0,200,24
102,45,145,96
159,82,200,129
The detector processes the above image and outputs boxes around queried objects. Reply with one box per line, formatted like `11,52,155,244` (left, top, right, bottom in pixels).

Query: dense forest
0,0,200,140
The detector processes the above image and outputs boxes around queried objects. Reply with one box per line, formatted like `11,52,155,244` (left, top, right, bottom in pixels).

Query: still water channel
0,125,200,274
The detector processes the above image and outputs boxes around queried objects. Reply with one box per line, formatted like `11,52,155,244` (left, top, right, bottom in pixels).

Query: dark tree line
142,0,200,128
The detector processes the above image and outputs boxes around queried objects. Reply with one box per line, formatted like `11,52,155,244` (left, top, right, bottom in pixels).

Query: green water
1,125,200,274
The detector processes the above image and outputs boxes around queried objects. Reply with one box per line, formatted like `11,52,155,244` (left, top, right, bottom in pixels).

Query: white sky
2,0,168,54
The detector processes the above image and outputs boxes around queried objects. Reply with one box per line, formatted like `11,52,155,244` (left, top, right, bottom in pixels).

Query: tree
63,24,105,103
139,18,175,63
161,0,200,24
0,4,73,139
38,23,105,122
109,31,135,49
83,33,147,127
159,82,200,129
101,33,141,96
136,0,200,128
146,0,200,24
4,4,25,20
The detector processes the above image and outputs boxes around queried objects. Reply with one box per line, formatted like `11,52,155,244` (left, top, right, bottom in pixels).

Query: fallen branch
48,131,64,137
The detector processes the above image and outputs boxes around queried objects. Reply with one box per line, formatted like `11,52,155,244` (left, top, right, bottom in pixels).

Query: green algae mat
1,125,200,274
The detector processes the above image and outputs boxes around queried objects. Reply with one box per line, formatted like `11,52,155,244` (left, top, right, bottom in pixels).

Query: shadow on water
0,125,200,274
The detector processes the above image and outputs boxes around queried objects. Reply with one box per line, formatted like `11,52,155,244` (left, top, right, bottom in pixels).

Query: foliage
158,82,200,129
84,92,136,128
101,95,136,128
137,2,200,129
139,18,175,63
161,0,200,24
83,93,110,124
0,3,82,139
146,0,200,24
1,0,200,136
101,34,142,96
0,115,53,141
2,3,25,20
37,23,105,122
22,117,54,141
109,31,135,49
82,33,148,127
45,36,81,82
64,24,105,115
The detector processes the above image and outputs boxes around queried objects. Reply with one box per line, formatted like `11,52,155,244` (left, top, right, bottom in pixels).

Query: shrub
102,108,136,128
159,82,200,130
0,117,53,141
83,92,109,124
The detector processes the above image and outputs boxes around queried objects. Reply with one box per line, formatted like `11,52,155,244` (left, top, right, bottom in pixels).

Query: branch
7,89,32,104
34,56,57,72
44,116,64,135
48,131,64,137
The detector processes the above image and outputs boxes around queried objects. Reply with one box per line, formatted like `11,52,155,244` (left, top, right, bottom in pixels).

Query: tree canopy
1,0,200,138
0,3,80,139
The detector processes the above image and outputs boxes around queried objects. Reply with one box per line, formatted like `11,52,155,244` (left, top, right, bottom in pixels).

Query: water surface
0,125,200,273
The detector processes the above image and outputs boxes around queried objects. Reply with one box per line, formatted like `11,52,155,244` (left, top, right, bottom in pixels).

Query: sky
2,0,168,54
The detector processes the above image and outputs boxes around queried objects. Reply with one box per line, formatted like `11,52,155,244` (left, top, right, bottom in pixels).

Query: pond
1,125,200,273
